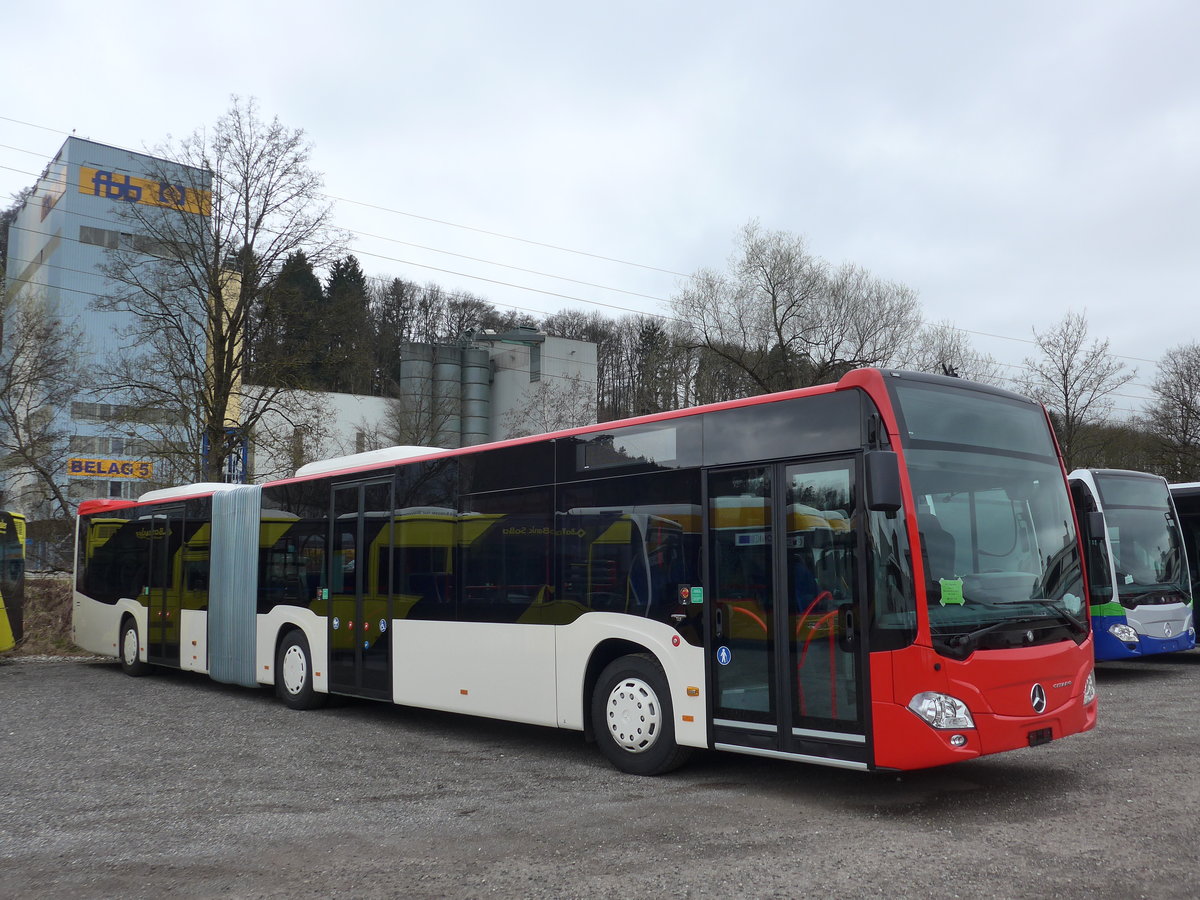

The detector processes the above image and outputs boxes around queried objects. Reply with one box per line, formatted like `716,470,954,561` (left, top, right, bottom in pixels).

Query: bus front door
328,479,393,700
708,459,869,769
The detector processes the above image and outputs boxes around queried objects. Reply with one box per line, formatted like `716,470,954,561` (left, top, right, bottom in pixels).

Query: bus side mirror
1085,511,1106,542
865,451,902,514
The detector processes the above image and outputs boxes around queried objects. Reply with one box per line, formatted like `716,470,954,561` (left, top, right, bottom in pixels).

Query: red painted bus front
845,369,1097,770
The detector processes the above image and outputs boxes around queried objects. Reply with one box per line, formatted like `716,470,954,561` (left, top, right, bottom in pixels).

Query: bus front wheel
592,654,691,776
275,630,327,710
119,618,150,677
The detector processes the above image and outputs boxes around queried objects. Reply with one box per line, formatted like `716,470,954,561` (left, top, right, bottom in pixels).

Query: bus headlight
1108,624,1138,643
908,692,975,730
1082,670,1096,705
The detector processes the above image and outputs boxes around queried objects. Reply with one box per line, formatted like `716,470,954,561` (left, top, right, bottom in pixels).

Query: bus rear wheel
592,654,691,776
275,630,327,710
119,618,150,677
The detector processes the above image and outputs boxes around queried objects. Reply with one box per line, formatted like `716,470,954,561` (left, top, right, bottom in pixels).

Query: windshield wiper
947,620,1012,648
1023,598,1087,632
943,603,1085,650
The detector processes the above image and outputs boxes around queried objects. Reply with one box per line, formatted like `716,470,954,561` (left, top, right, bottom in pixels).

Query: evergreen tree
249,250,323,387
372,277,420,393
320,255,374,393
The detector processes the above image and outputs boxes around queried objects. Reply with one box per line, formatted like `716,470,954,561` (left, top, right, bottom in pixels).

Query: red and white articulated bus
73,369,1096,775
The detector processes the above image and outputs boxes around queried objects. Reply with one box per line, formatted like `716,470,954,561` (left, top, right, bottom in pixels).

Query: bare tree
1021,311,1134,470
0,290,87,516
93,96,346,483
240,388,334,481
672,222,921,398
1144,342,1200,481
902,319,1004,384
501,373,598,438
379,389,461,448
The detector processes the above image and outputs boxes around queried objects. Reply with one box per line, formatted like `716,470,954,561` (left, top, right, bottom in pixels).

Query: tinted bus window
459,487,554,624
560,419,702,480
260,479,329,613
460,442,555,494
891,382,1055,458
558,469,703,642
79,512,144,604
702,393,862,466
392,460,458,622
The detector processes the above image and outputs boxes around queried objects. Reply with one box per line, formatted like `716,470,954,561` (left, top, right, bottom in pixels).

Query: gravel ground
1,651,1197,899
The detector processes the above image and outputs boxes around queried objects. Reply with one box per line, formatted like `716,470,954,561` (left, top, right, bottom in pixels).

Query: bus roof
80,368,1044,515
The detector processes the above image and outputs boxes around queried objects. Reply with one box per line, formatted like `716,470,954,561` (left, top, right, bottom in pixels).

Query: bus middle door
328,479,394,700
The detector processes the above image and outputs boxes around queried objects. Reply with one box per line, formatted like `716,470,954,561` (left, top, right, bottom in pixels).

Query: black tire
275,630,327,710
119,617,150,677
591,653,692,776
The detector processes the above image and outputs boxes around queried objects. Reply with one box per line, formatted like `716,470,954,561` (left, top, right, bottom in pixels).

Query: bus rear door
145,506,185,666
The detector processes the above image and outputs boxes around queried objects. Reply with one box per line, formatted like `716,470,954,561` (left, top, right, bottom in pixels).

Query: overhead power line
0,120,1174,396
325,193,691,279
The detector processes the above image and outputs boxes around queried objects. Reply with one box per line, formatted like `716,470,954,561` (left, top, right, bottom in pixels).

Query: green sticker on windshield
939,578,965,606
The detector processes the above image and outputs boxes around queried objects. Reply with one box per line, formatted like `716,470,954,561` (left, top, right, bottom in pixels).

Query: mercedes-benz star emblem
1030,683,1047,714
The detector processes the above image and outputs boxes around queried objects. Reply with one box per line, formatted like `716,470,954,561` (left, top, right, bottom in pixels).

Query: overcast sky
2,0,1196,417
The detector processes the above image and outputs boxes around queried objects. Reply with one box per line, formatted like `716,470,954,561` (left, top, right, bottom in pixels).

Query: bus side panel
255,608,328,692
180,610,208,674
72,592,143,660
391,620,558,727
554,613,707,749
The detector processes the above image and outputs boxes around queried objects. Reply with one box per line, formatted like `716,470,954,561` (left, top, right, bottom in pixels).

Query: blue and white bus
1069,469,1195,659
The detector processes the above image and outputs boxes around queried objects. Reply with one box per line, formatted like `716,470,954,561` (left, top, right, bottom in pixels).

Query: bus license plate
1027,728,1053,747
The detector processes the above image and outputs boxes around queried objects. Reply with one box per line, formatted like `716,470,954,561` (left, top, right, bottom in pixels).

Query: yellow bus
1,511,27,652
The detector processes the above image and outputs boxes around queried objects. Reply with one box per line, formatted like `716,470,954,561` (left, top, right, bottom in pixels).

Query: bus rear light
907,692,975,730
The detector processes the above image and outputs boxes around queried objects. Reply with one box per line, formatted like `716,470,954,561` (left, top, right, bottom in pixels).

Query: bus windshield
1094,474,1188,603
892,382,1087,658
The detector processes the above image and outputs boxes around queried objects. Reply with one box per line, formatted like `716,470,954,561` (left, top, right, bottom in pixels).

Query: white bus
74,370,1097,774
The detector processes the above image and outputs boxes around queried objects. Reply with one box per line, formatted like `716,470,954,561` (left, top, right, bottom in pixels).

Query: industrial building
2,137,211,514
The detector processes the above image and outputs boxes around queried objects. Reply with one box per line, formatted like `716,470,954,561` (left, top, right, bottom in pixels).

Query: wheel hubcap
122,628,138,666
282,644,307,695
605,676,661,753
